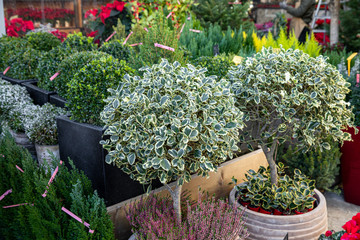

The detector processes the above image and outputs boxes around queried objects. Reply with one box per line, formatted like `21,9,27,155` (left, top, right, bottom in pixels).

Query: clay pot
35,144,60,171
230,184,327,240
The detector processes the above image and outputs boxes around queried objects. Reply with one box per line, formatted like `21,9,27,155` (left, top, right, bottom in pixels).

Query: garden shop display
318,212,360,239
100,59,244,222
0,132,115,239
126,193,249,240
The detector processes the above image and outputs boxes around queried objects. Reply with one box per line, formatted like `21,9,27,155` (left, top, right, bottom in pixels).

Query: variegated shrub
100,59,243,221
228,47,355,186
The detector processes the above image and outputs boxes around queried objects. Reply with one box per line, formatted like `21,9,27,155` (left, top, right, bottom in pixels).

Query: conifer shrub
6,47,43,80
61,32,97,52
340,0,360,52
26,32,61,51
36,45,78,91
0,132,115,239
279,138,341,192
99,39,130,62
54,51,109,98
66,55,134,126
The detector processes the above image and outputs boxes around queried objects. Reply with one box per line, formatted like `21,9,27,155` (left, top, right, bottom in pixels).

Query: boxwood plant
98,39,130,62
100,59,243,222
228,47,356,186
54,51,109,98
66,55,134,126
26,32,61,51
61,32,97,52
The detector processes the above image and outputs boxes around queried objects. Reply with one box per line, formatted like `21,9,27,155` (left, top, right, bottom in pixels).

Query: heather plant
99,39,130,62
66,54,134,126
24,103,67,145
125,193,249,239
54,51,109,98
101,59,243,221
26,31,61,51
228,47,356,186
6,47,43,80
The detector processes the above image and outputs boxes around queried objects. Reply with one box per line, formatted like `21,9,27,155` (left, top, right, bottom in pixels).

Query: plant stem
262,141,278,186
164,179,183,223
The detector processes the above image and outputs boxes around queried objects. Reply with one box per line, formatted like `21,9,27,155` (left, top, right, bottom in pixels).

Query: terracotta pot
35,144,60,171
230,184,327,240
259,207,272,215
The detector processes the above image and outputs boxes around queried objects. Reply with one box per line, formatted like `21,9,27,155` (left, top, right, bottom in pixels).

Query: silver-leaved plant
100,59,244,221
228,47,356,186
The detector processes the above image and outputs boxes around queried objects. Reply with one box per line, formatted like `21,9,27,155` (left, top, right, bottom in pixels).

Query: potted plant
227,47,355,238
23,103,67,169
100,59,244,223
56,52,135,204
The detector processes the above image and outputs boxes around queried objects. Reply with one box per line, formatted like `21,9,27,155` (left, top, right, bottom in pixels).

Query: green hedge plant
61,32,97,52
66,55,134,126
54,51,109,98
26,32,61,51
100,59,244,222
228,47,356,186
190,54,235,79
98,39,130,62
0,37,29,72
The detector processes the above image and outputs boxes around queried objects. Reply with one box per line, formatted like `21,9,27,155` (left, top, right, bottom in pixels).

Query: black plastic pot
49,94,67,109
0,73,36,85
56,115,152,206
21,81,56,106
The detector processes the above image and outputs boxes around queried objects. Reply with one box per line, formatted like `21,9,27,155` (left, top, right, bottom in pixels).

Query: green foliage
100,59,244,188
349,59,360,126
26,32,61,51
55,51,109,98
233,163,317,213
128,12,185,72
190,54,235,79
318,230,346,240
179,22,255,60
99,39,130,62
229,47,355,155
340,0,360,52
66,55,134,126
36,45,78,91
61,32,97,52
6,47,43,80
279,138,341,192
192,0,252,31
0,132,115,239
322,48,348,67
24,103,67,145
0,37,29,72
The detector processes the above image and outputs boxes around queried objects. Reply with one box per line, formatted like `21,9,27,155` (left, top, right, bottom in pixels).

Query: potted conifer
227,47,356,238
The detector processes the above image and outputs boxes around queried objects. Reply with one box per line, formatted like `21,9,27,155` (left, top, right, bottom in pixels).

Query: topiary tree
25,32,61,51
66,55,134,126
228,47,356,186
100,59,243,222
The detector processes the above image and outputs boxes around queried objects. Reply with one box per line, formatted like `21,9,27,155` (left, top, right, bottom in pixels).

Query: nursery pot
0,74,36,85
9,129,36,156
49,94,67,109
341,126,360,206
230,184,327,240
21,81,56,106
35,144,60,168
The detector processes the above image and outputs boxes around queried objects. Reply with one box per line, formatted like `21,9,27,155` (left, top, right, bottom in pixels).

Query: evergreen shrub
61,32,97,52
0,37,29,72
0,132,115,239
191,54,235,79
66,55,134,126
99,39,130,62
26,32,61,51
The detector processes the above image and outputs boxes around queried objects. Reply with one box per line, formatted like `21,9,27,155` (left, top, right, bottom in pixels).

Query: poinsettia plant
5,18,34,37
318,213,360,240
84,0,132,42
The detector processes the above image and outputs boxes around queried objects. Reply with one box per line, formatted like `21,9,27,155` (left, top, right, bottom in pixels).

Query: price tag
347,52,358,76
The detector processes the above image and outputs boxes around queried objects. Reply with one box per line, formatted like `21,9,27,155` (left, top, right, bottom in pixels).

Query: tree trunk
165,180,183,223
262,142,278,186
329,0,340,45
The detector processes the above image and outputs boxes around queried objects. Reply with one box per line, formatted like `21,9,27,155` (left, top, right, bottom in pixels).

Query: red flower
24,20,34,30
87,30,98,37
341,233,360,240
325,231,333,237
316,19,324,25
99,6,112,24
85,8,98,19
113,0,126,12
343,220,360,234
352,213,360,226
6,27,18,37
326,19,331,24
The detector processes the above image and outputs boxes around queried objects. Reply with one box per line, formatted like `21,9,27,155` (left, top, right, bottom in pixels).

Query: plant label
123,31,133,45
189,29,202,33
105,31,117,42
3,202,33,208
356,74,359,87
144,27,149,32
3,66,10,75
347,52,358,76
154,43,175,52
50,72,60,81
166,12,173,19
0,189,12,201
129,43,143,47
16,165,24,173
61,207,94,233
